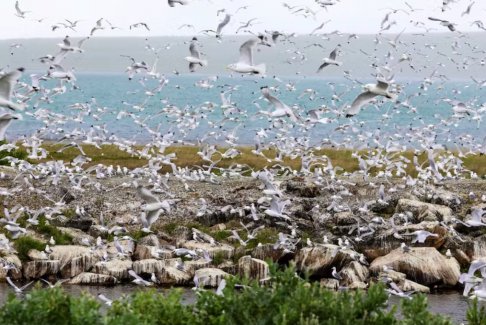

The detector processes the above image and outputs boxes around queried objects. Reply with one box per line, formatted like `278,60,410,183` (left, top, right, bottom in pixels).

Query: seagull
331,266,342,280
428,17,456,31
185,37,207,72
259,87,300,122
129,22,150,31
98,294,113,306
168,0,189,7
129,270,153,286
215,14,231,39
14,1,29,18
134,181,171,232
227,36,270,75
0,113,22,141
317,48,342,72
6,277,33,294
346,79,396,117
466,208,486,227
403,230,439,244
0,68,26,111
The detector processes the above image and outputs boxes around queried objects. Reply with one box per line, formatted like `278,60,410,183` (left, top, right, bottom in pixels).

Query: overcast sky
1,0,485,39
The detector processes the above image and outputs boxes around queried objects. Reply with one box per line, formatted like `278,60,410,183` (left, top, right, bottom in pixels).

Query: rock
377,270,407,283
132,259,166,275
426,188,462,211
361,221,447,260
340,261,369,286
183,241,234,260
24,260,60,280
238,256,269,281
218,260,237,275
185,259,212,276
157,266,192,285
106,239,135,257
88,225,109,238
53,216,93,232
333,211,357,226
285,180,320,198
295,245,356,279
28,249,49,261
395,199,453,223
370,247,460,286
0,255,22,280
69,272,117,285
49,245,99,278
194,268,229,287
210,223,226,231
400,279,430,293
348,281,368,289
138,234,160,247
320,278,339,290
133,245,172,260
94,259,132,280
250,244,294,263
452,249,471,267
58,227,94,246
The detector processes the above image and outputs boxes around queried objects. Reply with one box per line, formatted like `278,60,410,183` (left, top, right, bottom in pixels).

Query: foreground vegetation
1,265,485,325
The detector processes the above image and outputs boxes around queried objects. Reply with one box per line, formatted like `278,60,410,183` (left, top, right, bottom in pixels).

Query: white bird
346,79,397,117
128,270,153,286
168,0,189,7
14,1,29,18
185,37,207,72
0,68,26,111
0,113,22,141
215,278,226,296
428,17,456,31
6,277,33,294
331,266,342,280
403,230,438,244
317,48,342,72
466,208,486,227
259,87,300,122
227,36,269,75
98,294,113,306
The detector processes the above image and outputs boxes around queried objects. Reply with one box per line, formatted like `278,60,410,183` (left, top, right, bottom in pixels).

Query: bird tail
254,63,266,75
199,59,208,67
386,93,398,101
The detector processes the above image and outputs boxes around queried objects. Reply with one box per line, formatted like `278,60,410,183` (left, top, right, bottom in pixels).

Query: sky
1,0,485,39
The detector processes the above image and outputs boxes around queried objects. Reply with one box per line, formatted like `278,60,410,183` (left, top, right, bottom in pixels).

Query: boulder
238,256,269,281
0,255,22,280
348,281,368,290
28,249,49,261
250,244,294,263
53,216,93,232
426,188,461,210
400,279,430,293
138,234,160,247
370,247,460,286
183,241,234,259
106,239,135,258
185,259,212,276
88,225,109,238
395,199,453,223
23,260,60,280
157,266,192,285
194,268,229,288
340,261,369,286
69,272,117,285
132,245,172,260
320,278,339,290
94,259,132,280
49,245,99,278
58,227,94,246
294,245,356,279
132,259,165,275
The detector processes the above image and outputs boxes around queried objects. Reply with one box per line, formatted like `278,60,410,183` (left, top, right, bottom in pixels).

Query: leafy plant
14,236,46,262
35,216,72,245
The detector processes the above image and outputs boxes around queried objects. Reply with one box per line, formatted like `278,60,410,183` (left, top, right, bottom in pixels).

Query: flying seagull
227,36,270,75
0,113,22,141
317,48,342,72
428,17,456,31
185,37,208,72
0,68,26,111
168,0,189,7
346,79,396,117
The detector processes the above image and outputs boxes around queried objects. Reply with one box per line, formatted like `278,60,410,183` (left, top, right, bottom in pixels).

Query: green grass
0,140,28,166
14,236,46,262
34,216,72,245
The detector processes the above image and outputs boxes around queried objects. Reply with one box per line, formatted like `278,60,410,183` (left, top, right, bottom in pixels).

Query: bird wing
0,69,23,101
146,209,162,226
329,48,337,60
189,62,196,72
317,62,329,72
428,17,446,22
129,270,143,281
6,277,20,291
346,91,376,117
238,38,256,65
376,80,390,90
216,14,231,34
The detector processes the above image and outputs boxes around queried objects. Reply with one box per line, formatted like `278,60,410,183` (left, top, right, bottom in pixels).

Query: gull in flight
6,277,33,294
317,48,342,72
346,78,397,117
0,68,26,111
0,113,22,141
227,36,270,75
185,37,208,72
98,294,113,306
259,87,300,122
14,1,29,18
129,22,150,31
129,270,153,286
428,17,456,31
402,230,438,244
134,181,171,232
168,0,189,7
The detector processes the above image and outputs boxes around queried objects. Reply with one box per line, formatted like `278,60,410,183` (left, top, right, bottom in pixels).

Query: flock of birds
0,0,485,306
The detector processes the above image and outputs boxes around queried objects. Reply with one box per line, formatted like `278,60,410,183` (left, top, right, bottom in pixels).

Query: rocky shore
0,165,485,294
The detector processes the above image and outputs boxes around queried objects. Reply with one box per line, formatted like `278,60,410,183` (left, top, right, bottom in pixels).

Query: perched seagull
331,266,342,280
317,48,342,72
168,0,189,6
0,68,26,111
227,36,269,75
346,79,396,117
0,113,22,141
185,37,208,72
428,17,456,31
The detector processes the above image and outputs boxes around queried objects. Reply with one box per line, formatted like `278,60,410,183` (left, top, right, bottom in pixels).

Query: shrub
14,236,46,262
0,140,27,166
35,216,72,245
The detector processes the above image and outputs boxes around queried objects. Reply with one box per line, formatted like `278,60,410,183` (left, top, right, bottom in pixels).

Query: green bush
0,140,27,166
0,264,457,325
35,216,72,245
14,236,46,262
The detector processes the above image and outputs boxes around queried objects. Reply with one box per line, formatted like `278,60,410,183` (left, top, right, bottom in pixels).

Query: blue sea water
11,73,485,148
